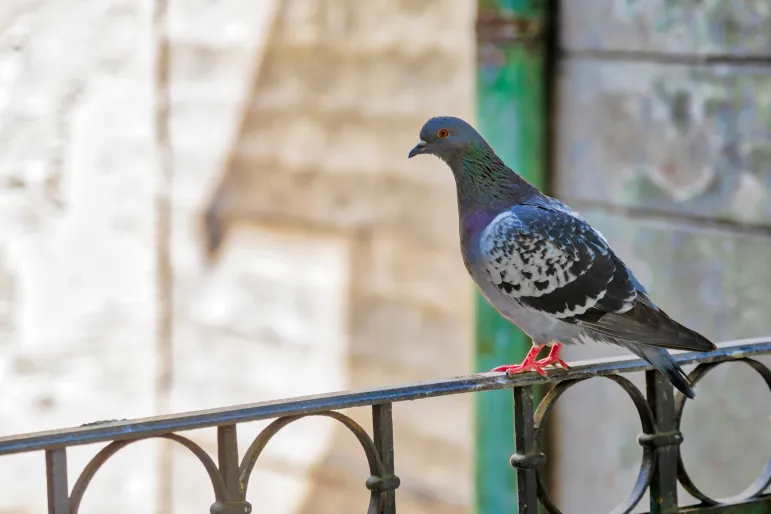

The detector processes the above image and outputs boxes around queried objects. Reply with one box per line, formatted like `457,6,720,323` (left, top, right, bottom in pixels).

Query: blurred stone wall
0,1,159,511
553,1,771,512
0,1,475,513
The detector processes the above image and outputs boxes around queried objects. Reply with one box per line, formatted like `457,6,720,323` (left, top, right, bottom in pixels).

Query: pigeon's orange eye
438,128,449,139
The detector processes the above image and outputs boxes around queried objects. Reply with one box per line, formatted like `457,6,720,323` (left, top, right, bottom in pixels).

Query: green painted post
474,0,549,512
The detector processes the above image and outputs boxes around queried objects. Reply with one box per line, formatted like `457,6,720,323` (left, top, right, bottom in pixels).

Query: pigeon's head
408,116,483,162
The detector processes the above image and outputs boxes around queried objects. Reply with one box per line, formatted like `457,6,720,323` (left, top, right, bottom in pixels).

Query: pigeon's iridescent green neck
450,140,535,214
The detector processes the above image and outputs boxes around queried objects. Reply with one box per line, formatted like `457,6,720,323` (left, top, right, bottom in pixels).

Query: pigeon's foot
493,362,550,377
491,344,549,377
535,343,569,370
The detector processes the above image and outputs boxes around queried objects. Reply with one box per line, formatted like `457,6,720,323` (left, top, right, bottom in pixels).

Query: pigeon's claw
490,343,548,376
493,362,549,377
535,343,570,370
536,356,569,370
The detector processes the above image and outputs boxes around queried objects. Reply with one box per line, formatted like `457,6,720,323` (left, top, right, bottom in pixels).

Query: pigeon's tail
641,304,716,353
584,299,717,353
619,342,696,399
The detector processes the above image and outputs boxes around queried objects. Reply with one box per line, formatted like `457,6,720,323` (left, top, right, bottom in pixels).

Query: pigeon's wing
479,204,634,320
479,204,714,352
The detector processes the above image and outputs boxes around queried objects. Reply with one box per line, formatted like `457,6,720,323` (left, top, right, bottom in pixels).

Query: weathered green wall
554,1,771,511
475,1,548,513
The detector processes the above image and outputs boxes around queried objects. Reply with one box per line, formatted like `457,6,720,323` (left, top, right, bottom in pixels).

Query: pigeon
408,116,716,399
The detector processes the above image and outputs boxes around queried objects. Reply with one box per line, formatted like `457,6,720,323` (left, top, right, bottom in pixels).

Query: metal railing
2,338,770,514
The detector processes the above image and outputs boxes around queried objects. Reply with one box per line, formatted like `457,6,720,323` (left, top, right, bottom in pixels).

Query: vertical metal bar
475,0,550,511
372,403,396,514
646,370,679,513
217,425,240,500
512,386,539,514
46,448,69,514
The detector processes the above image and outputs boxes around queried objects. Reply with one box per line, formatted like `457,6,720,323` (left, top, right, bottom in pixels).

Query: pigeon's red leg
490,344,547,377
535,343,570,370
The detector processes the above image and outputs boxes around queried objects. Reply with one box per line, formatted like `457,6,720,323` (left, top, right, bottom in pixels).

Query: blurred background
0,0,770,513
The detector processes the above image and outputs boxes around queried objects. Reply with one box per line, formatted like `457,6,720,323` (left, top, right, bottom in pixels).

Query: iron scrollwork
509,376,658,514
67,433,232,514
674,358,771,506
63,410,399,514
0,338,768,513
237,411,400,514
509,355,771,513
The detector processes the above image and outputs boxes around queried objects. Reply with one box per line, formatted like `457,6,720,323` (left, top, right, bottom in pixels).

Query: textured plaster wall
0,1,475,513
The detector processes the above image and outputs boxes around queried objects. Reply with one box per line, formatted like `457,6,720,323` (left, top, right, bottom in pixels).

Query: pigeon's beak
408,140,427,159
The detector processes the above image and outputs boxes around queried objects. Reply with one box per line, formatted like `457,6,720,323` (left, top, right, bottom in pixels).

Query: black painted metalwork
2,337,770,513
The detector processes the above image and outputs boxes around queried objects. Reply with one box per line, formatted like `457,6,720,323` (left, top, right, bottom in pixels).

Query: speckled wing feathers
480,205,636,321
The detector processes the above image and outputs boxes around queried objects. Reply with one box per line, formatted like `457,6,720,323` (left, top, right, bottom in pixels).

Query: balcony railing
2,338,770,514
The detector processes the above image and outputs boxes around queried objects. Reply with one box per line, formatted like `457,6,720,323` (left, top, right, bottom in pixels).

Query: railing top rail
0,337,768,456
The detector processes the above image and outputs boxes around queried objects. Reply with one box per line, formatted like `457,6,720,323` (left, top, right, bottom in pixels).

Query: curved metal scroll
675,358,771,506
524,376,656,514
68,433,230,513
239,411,398,514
